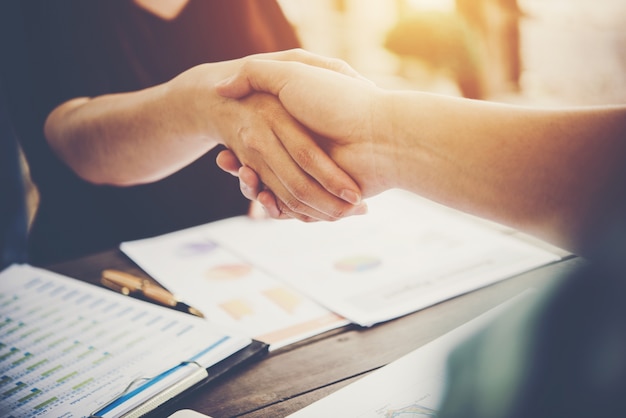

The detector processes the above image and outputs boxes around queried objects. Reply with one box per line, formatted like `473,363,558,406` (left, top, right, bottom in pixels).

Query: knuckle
248,94,283,119
289,48,307,58
290,182,312,202
282,195,304,213
239,128,264,151
328,57,351,73
276,200,293,217
327,204,351,220
261,100,284,120
291,147,315,171
240,59,255,73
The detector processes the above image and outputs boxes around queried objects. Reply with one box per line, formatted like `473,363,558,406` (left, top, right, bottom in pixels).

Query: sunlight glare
406,0,455,11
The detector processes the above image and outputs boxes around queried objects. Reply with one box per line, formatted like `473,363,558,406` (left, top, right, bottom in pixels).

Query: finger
214,62,284,99
272,120,362,206
225,109,341,221
238,166,263,200
255,171,366,223
258,190,319,223
235,141,338,221
257,189,288,220
216,149,242,176
215,55,372,100
233,95,362,216
257,171,344,222
220,91,367,221
217,60,375,145
247,200,268,220
260,165,368,222
239,177,256,202
273,48,370,82
236,166,318,224
238,122,363,221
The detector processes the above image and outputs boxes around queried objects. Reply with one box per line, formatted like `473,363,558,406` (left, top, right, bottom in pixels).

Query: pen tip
189,307,205,318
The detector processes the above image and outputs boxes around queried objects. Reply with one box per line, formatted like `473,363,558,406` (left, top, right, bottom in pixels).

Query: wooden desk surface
46,250,583,418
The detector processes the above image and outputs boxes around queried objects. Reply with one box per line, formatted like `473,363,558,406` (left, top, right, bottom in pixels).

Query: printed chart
191,190,563,326
0,265,249,417
121,236,348,350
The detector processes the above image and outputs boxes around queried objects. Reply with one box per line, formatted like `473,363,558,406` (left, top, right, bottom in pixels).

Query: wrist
166,63,225,146
369,90,403,193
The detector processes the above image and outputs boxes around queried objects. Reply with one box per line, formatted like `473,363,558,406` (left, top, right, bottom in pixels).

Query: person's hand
212,90,367,221
177,49,370,221
215,56,393,217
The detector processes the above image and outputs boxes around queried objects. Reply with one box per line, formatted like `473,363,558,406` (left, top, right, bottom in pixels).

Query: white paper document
121,233,349,350
123,190,560,329
0,264,251,417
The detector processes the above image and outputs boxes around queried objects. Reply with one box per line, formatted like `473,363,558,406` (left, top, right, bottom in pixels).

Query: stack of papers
121,190,562,348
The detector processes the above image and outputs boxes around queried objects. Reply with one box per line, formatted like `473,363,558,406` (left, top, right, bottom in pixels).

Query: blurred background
278,0,626,106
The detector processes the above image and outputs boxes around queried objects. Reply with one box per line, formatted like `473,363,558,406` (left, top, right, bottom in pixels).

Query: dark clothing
439,232,626,418
1,0,299,265
0,80,28,269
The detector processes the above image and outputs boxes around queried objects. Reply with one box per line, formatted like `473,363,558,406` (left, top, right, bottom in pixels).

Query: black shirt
2,0,299,264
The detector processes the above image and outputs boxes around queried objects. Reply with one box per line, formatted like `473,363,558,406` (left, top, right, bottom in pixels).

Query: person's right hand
193,50,371,222
215,57,395,216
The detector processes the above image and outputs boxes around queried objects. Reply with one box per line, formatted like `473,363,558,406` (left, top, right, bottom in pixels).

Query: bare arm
44,77,208,186
216,58,626,254
383,93,626,254
44,50,366,221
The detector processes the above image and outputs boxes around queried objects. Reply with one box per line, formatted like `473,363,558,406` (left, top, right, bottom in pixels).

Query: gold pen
100,269,205,318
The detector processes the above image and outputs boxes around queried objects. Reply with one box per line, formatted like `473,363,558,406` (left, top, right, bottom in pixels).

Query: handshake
213,49,383,223
212,49,626,257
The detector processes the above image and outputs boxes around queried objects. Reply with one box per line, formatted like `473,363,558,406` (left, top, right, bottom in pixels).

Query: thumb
215,60,287,99
214,73,253,99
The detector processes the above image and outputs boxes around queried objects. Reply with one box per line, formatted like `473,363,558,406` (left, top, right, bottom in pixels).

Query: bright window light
406,0,455,11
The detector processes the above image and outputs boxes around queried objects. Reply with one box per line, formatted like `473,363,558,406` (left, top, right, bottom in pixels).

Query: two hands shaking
213,49,626,257
215,49,382,223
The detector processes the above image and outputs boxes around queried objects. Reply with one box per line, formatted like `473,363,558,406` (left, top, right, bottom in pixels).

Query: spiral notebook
0,264,265,418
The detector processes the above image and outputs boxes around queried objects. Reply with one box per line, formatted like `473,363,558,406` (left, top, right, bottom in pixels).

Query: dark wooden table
46,249,583,418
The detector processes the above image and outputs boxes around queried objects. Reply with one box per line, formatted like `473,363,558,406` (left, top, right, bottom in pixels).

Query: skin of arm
43,49,367,222
215,56,626,255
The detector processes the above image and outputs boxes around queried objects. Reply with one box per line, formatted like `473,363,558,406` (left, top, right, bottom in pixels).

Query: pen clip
101,269,143,292
101,269,178,307
100,275,131,296
100,269,205,318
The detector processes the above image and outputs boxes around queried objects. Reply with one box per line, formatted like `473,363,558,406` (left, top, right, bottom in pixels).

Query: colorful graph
219,299,254,320
205,264,252,280
334,255,382,272
175,239,218,257
262,287,302,314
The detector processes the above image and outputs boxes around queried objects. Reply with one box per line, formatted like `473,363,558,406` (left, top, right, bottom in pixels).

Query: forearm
383,92,626,253
44,65,223,186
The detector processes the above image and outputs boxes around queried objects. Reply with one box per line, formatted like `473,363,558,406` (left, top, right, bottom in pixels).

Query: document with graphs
122,190,563,330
